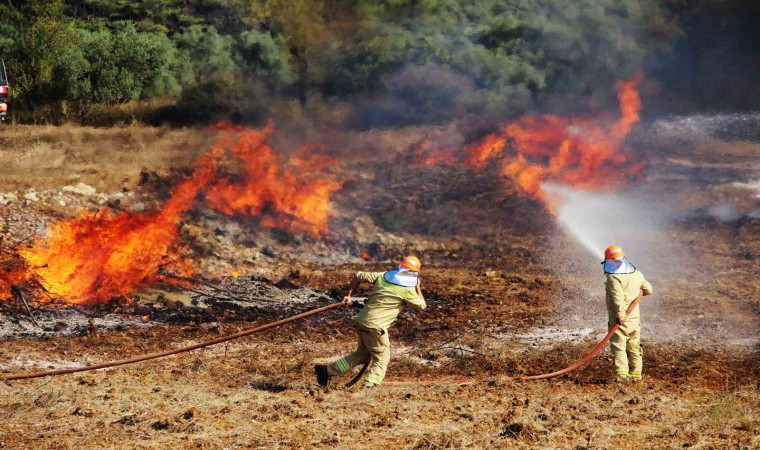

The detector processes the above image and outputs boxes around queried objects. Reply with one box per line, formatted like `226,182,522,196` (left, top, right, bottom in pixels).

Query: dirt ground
0,121,758,449
0,323,757,449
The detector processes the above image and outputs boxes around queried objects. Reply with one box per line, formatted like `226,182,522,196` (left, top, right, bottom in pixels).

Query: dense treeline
0,0,755,125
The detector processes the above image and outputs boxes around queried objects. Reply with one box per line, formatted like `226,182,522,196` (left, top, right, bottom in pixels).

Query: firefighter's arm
341,275,362,306
405,284,426,312
343,272,382,306
606,276,626,324
641,278,653,296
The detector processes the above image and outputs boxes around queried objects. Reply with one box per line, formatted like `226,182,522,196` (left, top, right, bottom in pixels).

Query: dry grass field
0,121,757,449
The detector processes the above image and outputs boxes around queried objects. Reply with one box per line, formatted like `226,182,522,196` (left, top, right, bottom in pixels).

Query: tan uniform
327,272,425,385
605,270,653,378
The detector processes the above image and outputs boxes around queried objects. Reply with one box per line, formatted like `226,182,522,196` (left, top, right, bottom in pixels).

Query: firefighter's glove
616,314,626,325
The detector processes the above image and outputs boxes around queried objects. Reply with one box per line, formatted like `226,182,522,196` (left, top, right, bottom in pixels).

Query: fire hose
509,290,643,381
385,290,644,385
2,292,643,383
1,302,343,382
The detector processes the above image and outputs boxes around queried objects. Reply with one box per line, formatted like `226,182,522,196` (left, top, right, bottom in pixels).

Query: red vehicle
0,59,8,121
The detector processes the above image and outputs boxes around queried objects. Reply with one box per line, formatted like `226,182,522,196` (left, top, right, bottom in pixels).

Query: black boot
315,364,329,387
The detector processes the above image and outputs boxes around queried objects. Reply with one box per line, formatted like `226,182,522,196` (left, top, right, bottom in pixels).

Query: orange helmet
399,255,422,272
604,245,625,260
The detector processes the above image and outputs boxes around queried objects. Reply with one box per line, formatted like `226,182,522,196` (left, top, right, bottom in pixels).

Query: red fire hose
2,292,644,383
508,290,644,381
385,291,645,385
1,302,342,382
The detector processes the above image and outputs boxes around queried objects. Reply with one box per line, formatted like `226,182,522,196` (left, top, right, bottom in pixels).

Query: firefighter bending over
315,256,426,389
602,245,653,382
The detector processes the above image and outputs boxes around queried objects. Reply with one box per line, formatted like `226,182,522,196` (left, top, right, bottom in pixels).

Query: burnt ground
0,121,758,449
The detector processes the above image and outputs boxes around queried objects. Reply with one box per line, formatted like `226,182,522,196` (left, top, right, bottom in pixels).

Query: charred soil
0,122,758,449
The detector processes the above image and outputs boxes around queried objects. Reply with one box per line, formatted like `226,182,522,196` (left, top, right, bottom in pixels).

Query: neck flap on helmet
383,267,419,287
602,257,636,275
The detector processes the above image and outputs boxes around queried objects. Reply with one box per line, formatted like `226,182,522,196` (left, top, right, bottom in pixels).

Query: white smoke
537,112,759,346
544,183,670,270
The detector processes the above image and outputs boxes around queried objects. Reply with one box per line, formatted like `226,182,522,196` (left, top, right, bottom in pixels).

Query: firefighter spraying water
602,245,653,382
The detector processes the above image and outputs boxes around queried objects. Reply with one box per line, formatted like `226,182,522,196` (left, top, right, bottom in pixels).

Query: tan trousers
327,326,391,385
609,318,643,378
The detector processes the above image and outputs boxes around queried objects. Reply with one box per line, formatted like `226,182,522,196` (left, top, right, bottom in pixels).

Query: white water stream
533,112,759,346
544,184,666,264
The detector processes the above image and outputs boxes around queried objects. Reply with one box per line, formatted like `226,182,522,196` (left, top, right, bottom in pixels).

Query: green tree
1,0,690,124
73,0,200,34
0,1,78,113
173,27,236,82
188,0,259,35
53,22,180,116
233,30,293,85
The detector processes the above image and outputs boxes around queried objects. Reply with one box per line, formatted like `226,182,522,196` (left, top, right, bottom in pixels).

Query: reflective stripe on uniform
365,373,383,385
629,371,641,378
616,370,629,376
335,358,351,373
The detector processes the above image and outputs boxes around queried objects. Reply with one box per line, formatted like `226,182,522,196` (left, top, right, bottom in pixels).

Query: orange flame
205,122,342,236
411,131,459,167
0,249,31,300
2,121,343,305
465,133,506,170
18,149,222,305
465,73,645,209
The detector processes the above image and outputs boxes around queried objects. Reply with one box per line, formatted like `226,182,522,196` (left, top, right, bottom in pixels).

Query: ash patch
649,112,760,142
0,307,150,340
187,275,332,309
493,327,599,350
511,327,597,346
0,275,337,340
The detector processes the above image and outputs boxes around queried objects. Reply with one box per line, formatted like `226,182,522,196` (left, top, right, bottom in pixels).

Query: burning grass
0,75,653,306
2,122,344,306
412,73,647,211
0,104,757,448
205,121,342,236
